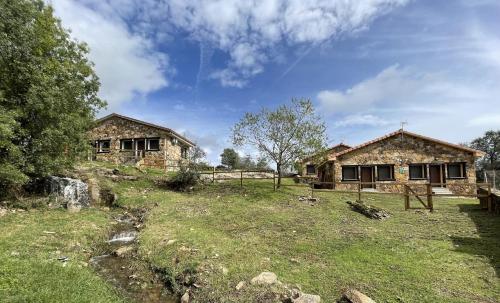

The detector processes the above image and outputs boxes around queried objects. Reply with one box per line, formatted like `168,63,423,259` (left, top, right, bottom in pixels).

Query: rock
166,239,177,245
293,293,321,303
346,201,390,220
250,272,278,285
221,266,229,275
235,281,246,290
113,246,133,257
67,202,81,213
181,291,190,303
100,188,117,207
0,208,7,217
10,251,20,257
46,176,90,208
87,178,100,205
341,289,376,303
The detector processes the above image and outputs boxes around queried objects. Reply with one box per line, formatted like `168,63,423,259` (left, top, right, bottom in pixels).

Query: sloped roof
95,113,195,146
301,143,351,162
333,129,484,159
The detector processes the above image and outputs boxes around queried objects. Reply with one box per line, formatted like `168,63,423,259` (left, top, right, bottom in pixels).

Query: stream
90,210,177,303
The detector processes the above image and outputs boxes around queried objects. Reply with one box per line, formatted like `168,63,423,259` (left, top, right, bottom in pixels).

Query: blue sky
51,0,500,164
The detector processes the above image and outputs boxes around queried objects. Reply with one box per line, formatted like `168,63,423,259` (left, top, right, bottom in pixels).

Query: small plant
165,167,201,191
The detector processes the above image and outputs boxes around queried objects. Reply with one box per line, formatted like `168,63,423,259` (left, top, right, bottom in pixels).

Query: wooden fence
195,170,496,213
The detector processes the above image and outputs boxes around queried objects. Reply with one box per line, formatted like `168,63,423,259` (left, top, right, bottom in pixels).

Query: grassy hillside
0,207,126,303
109,174,500,302
1,163,498,302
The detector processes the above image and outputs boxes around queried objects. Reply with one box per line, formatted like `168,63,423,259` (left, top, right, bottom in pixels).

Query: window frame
447,162,466,179
341,165,359,181
181,146,188,159
376,164,395,181
146,138,160,151
306,164,316,175
120,139,133,151
97,140,111,153
409,163,427,180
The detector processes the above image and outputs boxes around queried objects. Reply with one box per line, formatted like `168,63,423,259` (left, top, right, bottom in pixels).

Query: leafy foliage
220,148,240,169
0,0,105,197
165,166,201,191
469,130,500,170
233,98,327,187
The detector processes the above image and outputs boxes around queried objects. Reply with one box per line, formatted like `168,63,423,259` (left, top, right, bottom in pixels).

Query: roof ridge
334,129,484,158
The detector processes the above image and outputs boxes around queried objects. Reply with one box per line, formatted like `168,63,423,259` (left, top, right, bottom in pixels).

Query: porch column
426,164,430,183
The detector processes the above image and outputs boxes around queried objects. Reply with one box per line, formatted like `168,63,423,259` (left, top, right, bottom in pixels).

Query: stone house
301,129,485,195
87,113,195,170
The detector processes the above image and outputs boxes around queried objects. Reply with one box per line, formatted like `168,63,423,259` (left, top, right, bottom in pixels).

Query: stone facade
300,144,350,176
87,114,194,170
309,130,483,195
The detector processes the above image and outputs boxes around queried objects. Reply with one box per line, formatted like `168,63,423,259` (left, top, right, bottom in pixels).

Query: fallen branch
346,201,390,220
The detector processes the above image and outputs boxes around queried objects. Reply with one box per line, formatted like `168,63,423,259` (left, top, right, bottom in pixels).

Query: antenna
400,121,408,141
400,121,408,131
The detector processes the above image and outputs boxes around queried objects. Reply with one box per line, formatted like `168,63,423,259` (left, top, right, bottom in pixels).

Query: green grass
1,164,498,302
0,208,127,303
108,177,500,302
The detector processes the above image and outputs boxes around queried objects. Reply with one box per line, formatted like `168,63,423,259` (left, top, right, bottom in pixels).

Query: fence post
488,184,492,213
404,185,410,210
273,171,276,191
311,181,314,198
357,181,361,202
426,183,433,212
240,170,243,188
212,166,215,184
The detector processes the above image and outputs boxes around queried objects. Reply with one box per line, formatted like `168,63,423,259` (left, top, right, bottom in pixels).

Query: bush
165,167,200,191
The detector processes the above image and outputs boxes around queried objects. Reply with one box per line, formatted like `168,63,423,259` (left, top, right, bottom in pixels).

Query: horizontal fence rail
197,169,495,212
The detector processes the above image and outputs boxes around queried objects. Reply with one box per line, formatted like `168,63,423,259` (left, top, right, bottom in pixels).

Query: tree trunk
276,163,282,188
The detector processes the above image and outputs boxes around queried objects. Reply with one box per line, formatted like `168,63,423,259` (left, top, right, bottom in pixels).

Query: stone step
432,187,453,195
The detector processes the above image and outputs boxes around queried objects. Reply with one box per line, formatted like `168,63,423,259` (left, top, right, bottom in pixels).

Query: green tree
0,0,105,196
469,130,500,170
233,98,327,188
220,148,240,169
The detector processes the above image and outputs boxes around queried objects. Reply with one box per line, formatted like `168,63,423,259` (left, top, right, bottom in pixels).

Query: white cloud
467,115,500,128
317,64,500,144
318,64,425,113
334,114,392,127
51,0,170,110
165,0,409,87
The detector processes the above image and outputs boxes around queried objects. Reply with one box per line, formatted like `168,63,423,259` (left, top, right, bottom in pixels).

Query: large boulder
293,293,321,303
45,176,90,208
251,272,278,285
340,289,376,303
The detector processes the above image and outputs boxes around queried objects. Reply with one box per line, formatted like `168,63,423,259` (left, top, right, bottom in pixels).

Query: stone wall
332,134,477,195
87,116,188,170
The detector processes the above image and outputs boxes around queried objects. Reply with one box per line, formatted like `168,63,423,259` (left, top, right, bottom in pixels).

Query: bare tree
232,98,327,188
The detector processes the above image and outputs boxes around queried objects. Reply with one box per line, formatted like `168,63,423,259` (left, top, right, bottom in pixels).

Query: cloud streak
165,0,409,87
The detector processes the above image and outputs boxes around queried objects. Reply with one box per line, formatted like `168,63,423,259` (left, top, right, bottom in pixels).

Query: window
147,138,160,151
181,147,188,159
120,139,133,150
342,166,358,180
97,140,110,153
447,163,466,179
377,165,394,181
409,164,427,180
306,165,316,175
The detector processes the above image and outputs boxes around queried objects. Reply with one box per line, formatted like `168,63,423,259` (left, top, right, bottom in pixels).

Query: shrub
165,167,200,191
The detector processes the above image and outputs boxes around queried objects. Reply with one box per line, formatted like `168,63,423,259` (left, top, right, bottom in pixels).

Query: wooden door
135,139,145,158
429,165,444,187
361,166,374,188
